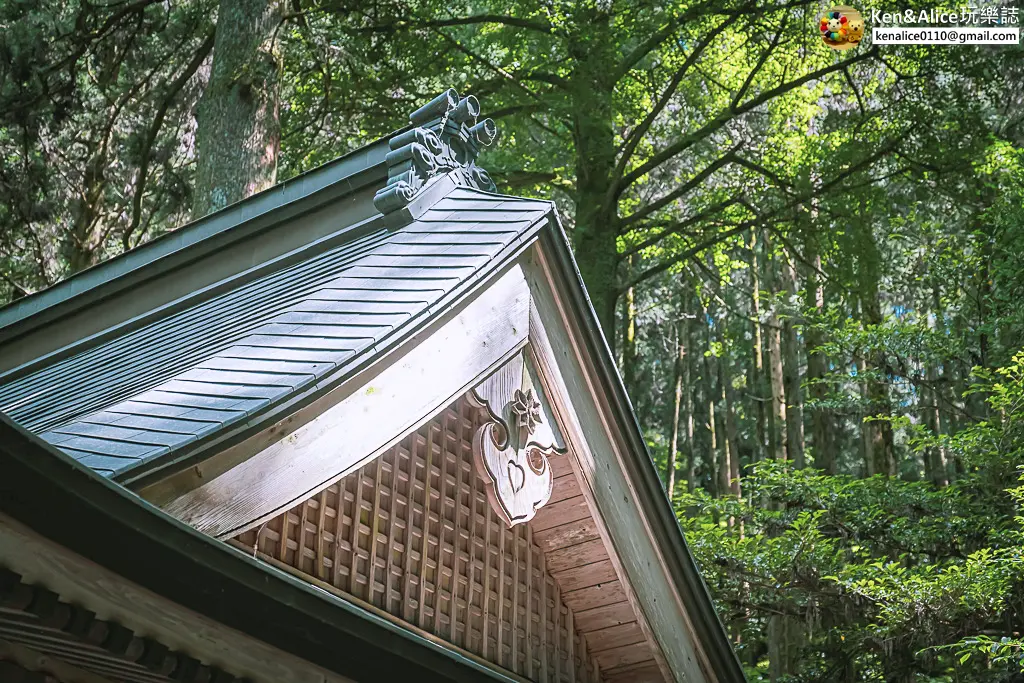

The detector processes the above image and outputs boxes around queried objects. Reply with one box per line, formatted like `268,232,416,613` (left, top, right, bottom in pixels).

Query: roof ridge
0,131,400,343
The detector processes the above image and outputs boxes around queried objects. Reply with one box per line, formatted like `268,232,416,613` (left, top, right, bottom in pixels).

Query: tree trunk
194,0,283,218
924,283,948,487
782,251,805,468
749,231,769,463
568,13,619,335
705,368,719,496
768,315,787,461
65,121,116,273
622,280,638,396
720,354,741,498
856,217,896,477
931,284,957,483
862,294,896,476
857,350,874,477
805,250,835,473
701,302,721,496
666,319,685,496
923,378,947,487
684,308,697,492
716,340,733,498
765,234,788,462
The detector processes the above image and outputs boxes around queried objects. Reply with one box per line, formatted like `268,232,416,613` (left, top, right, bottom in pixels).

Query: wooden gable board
155,263,533,538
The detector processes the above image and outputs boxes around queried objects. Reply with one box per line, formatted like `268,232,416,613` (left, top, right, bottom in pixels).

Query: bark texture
749,231,769,464
782,252,805,468
568,11,619,336
805,251,835,473
194,0,282,218
666,319,685,495
766,240,788,462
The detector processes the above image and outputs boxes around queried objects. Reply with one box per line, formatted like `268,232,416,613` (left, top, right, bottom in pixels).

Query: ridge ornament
373,88,498,214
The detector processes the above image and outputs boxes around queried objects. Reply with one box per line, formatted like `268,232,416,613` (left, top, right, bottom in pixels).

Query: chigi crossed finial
373,88,498,214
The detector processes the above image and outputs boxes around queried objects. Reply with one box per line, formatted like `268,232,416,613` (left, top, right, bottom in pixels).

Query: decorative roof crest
373,88,498,214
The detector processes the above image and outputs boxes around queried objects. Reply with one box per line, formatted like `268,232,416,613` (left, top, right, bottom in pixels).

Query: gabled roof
0,88,746,683
0,189,549,481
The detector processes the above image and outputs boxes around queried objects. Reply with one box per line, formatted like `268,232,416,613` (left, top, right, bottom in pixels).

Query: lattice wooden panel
236,397,603,683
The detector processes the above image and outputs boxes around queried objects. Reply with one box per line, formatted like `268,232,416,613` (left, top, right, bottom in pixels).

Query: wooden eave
0,414,521,683
0,565,249,683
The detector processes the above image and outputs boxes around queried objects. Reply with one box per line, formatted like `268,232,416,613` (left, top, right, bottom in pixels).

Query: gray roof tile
0,189,551,477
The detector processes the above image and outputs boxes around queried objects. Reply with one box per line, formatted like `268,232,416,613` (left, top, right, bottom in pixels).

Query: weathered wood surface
160,265,533,539
0,513,355,683
529,437,664,683
235,397,602,683
0,637,117,683
0,566,249,683
525,247,712,683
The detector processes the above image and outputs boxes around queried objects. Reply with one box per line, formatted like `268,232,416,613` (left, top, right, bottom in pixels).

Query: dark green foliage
680,357,1024,680
2,0,1024,679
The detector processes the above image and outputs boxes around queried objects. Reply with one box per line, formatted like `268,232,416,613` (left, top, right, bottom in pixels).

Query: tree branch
616,47,879,192
332,13,552,35
621,199,741,256
733,154,792,189
124,31,215,250
622,140,902,289
614,14,741,182
729,17,787,111
618,150,739,229
626,221,753,289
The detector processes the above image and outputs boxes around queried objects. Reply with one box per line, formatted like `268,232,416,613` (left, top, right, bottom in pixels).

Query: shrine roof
0,187,550,481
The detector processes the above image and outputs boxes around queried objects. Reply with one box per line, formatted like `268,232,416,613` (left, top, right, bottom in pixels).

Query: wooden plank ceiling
532,458,666,683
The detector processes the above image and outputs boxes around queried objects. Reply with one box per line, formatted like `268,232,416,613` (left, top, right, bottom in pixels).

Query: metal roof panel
0,190,551,477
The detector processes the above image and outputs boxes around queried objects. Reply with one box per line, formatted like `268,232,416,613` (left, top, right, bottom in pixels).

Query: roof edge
0,413,521,683
119,185,554,490
534,222,748,683
0,131,400,342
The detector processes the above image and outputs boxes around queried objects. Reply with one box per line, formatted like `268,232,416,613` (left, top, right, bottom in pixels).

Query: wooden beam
0,638,118,683
0,514,355,683
155,265,532,539
584,623,647,652
523,246,712,683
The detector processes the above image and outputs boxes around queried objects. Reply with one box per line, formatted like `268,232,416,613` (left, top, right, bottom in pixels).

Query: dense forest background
1,0,1023,679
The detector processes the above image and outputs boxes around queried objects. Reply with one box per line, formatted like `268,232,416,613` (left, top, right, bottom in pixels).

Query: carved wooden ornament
468,354,565,527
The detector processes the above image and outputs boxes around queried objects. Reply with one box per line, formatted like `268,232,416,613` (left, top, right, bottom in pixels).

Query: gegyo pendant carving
469,354,565,527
